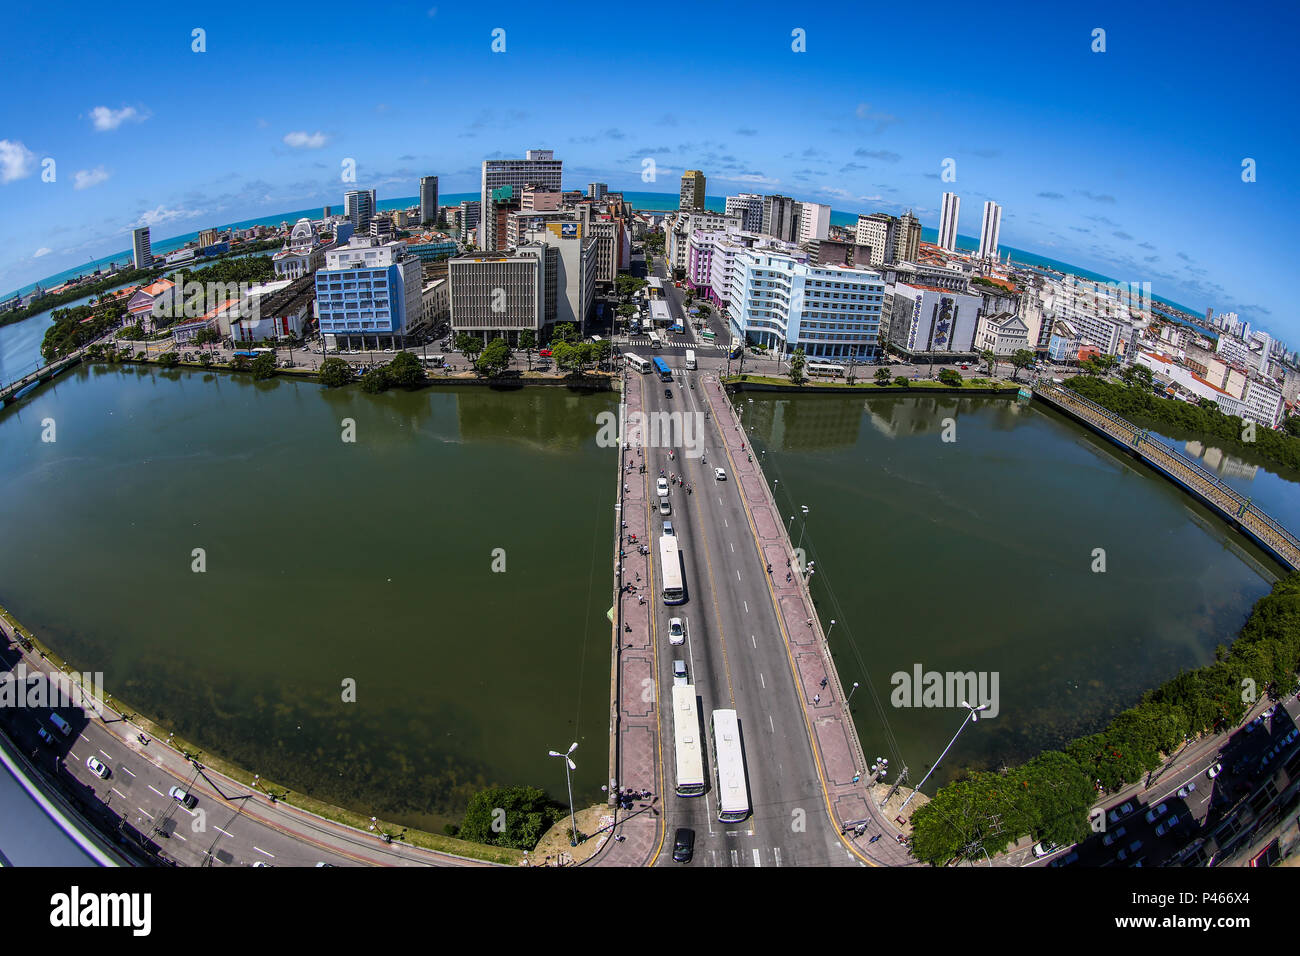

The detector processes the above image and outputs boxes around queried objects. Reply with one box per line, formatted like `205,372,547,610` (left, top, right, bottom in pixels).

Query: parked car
1032,841,1059,858
668,618,685,645
86,756,110,779
1206,762,1223,779
1116,840,1143,861
1102,825,1127,847
1176,782,1197,798
1048,851,1079,868
1145,803,1169,823
1155,814,1181,837
36,726,55,747
1108,801,1136,825
539,348,553,358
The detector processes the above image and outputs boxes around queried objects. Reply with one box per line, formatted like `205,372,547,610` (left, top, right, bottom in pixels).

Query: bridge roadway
599,364,920,867
1034,382,1300,572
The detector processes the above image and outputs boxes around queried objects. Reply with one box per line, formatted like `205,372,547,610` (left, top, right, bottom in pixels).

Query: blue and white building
725,251,885,360
314,237,423,351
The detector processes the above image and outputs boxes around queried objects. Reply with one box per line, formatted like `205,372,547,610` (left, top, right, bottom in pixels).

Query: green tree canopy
938,368,962,386
387,351,425,388
551,322,579,346
318,357,353,388
360,365,391,393
787,348,807,385
250,352,277,380
455,333,484,363
475,337,512,377
458,785,566,850
158,351,180,368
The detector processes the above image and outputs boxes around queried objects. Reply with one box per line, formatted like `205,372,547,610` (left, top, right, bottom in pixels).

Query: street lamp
826,619,837,640
797,505,810,549
548,742,580,847
847,681,861,705
899,701,988,812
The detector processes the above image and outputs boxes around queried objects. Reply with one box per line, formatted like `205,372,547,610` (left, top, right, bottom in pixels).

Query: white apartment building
724,193,764,233
701,229,805,309
886,282,983,357
725,251,884,359
975,312,1030,355
797,203,832,244
938,192,960,252
854,214,895,267
978,201,1001,261
665,210,741,274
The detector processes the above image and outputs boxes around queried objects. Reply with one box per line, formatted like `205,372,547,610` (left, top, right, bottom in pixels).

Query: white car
657,477,670,496
668,618,685,645
714,468,726,481
86,756,110,779
672,660,688,685
1032,841,1059,858
169,785,198,809
1206,762,1223,779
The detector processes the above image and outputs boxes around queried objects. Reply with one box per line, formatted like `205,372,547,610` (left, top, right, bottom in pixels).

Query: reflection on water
1182,440,1259,480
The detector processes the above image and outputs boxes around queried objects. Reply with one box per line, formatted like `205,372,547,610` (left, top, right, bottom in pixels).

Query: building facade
978,201,1002,262
419,176,439,226
679,170,706,210
724,193,764,232
132,226,153,269
761,195,799,242
314,237,423,350
797,202,832,244
480,150,563,252
344,189,376,233
938,193,960,252
886,282,983,358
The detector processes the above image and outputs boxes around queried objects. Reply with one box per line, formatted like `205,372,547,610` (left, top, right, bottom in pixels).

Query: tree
518,330,536,371
1284,416,1300,439
591,340,612,369
1010,349,1036,381
455,333,483,364
874,367,893,385
938,368,963,386
228,354,249,371
158,351,180,368
318,356,353,388
360,365,390,393
387,351,424,387
1121,363,1153,390
980,349,996,377
552,322,579,346
475,337,512,377
250,352,277,380
194,328,220,346
894,376,910,388
614,274,647,301
458,785,566,850
199,352,213,367
787,348,807,386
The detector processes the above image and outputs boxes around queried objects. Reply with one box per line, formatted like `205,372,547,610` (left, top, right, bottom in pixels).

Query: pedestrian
638,595,646,605
820,677,828,689
813,694,821,704
766,563,772,574
786,571,792,582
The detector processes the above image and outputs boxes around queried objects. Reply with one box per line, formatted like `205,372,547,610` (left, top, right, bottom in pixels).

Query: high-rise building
895,211,921,263
725,193,764,233
481,150,563,252
854,213,897,267
449,246,553,344
680,170,706,211
587,182,608,199
761,195,800,243
131,226,153,269
323,205,332,218
978,201,1002,262
419,176,439,226
797,203,832,244
344,189,376,233
938,193,960,252
198,228,218,248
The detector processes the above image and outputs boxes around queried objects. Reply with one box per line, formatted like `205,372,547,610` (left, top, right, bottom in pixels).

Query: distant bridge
0,350,87,406
1033,381,1300,573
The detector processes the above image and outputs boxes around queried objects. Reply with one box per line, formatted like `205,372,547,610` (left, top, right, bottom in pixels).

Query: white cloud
283,130,328,149
90,106,147,131
0,139,37,183
720,172,780,187
74,166,111,190
33,247,52,258
130,205,199,229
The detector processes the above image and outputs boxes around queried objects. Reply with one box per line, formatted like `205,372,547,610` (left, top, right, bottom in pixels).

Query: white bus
648,330,663,349
625,353,652,374
684,349,697,370
806,362,846,379
672,685,706,797
421,354,445,368
712,709,750,822
659,534,685,606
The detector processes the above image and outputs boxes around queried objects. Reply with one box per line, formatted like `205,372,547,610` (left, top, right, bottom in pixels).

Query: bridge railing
1034,382,1300,564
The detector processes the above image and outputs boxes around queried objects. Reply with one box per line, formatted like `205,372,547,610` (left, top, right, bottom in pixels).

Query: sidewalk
700,375,916,866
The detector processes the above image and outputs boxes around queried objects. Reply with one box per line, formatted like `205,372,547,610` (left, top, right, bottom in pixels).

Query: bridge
1033,381,1300,572
0,350,87,406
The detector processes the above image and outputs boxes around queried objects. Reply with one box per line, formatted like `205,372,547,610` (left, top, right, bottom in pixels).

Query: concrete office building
978,201,1002,262
761,195,800,243
520,184,562,212
680,170,706,211
344,189,377,234
725,193,764,233
480,150,563,252
797,202,832,244
314,237,423,351
895,211,921,264
419,176,439,226
938,193,960,252
517,217,597,331
588,182,608,199
132,226,153,269
725,251,884,359
886,282,983,358
448,246,552,345
854,213,896,268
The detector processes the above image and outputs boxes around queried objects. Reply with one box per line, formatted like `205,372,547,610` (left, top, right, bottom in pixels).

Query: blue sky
2,0,1297,341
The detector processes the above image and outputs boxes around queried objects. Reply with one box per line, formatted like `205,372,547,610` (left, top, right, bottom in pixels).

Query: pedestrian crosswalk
622,337,731,352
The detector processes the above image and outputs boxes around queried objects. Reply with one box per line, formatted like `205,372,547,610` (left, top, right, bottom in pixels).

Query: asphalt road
635,365,858,867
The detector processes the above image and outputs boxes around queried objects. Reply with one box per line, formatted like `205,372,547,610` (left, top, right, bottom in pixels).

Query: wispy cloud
90,106,147,131
0,139,36,183
74,167,111,190
130,205,200,229
1037,191,1064,200
735,128,757,136
853,103,898,133
34,247,52,258
1074,189,1116,203
854,148,901,163
283,130,328,149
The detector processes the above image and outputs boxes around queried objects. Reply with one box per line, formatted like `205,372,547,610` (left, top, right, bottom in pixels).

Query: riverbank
725,373,1021,395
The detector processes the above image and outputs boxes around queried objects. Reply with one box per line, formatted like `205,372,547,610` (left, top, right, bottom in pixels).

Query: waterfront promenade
1034,381,1300,572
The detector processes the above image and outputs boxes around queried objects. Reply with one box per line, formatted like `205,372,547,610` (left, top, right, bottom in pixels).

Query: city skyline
1,1,1296,339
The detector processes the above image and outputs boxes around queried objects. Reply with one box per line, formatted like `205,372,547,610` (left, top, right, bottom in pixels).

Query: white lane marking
730,542,734,552
111,788,127,799
760,673,766,689
69,750,80,760
148,785,165,797
730,849,739,866
735,570,741,581
743,601,749,613
774,847,782,867
137,808,153,819
769,715,775,733
174,833,187,842
722,514,727,523
753,848,762,867
215,826,235,838
751,635,756,648
99,749,113,759
79,735,90,743
121,767,136,778
253,846,275,858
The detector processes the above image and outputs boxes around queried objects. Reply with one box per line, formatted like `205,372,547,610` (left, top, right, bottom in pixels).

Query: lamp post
826,619,837,640
847,681,861,705
548,742,580,847
899,701,988,812
797,505,810,549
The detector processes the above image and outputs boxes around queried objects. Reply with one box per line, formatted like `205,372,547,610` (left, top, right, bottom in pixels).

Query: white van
49,712,72,736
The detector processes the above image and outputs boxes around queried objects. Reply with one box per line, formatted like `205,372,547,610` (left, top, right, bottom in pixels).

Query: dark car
672,827,695,863
664,388,672,398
